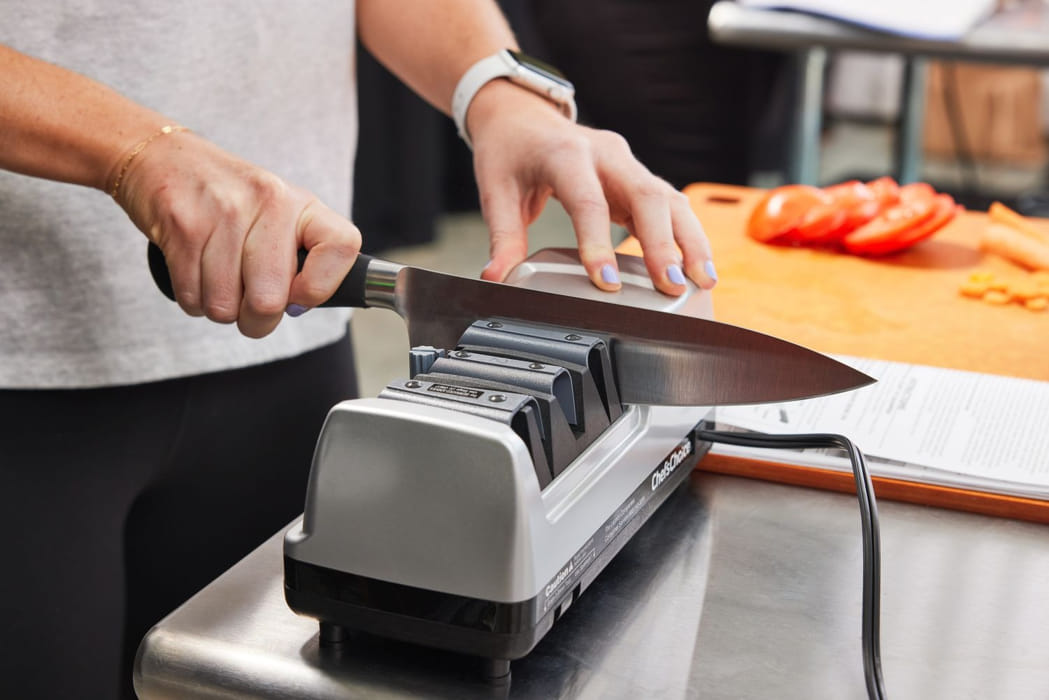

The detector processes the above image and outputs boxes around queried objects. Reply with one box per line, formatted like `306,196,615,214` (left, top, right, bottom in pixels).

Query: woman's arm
0,44,166,190
357,0,718,294
0,43,361,339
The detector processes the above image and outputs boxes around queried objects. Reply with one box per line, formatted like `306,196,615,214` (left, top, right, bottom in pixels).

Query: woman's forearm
356,0,518,116
0,43,170,191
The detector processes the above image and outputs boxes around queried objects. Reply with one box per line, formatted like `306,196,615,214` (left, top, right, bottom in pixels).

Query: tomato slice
749,179,950,254
844,181,941,254
747,184,831,243
841,196,937,254
867,176,901,208
846,194,957,255
820,180,880,241
898,181,937,204
790,201,848,243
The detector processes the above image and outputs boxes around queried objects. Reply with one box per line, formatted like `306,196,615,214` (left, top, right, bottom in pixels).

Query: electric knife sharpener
283,249,716,679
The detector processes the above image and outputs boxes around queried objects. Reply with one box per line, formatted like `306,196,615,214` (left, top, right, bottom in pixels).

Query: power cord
695,429,886,700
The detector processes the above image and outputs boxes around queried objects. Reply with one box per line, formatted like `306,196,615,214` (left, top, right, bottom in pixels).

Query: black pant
0,331,358,700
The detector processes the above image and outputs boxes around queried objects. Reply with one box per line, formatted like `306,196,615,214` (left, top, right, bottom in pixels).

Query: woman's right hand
113,128,362,338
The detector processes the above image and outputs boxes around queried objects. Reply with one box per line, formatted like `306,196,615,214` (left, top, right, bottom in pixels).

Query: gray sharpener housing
284,397,711,659
283,247,715,661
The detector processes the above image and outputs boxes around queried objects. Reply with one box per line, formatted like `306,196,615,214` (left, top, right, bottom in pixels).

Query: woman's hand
466,80,717,295
115,130,362,338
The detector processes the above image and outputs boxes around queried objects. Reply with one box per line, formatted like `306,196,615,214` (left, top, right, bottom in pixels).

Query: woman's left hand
465,79,718,295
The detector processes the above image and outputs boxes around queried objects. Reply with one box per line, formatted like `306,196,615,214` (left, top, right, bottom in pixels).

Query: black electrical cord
695,429,886,700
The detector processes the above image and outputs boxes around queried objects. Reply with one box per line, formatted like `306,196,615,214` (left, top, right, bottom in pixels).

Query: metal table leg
896,57,928,184
790,47,828,185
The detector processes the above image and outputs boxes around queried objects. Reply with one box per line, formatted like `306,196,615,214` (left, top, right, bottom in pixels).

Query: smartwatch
452,49,577,149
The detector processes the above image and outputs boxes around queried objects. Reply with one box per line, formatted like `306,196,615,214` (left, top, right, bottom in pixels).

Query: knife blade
147,242,873,405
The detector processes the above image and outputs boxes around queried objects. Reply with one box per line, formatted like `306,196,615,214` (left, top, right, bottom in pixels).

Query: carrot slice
1026,297,1049,312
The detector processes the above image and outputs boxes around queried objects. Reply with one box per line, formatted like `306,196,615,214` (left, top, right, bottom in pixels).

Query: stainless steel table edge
135,472,1049,699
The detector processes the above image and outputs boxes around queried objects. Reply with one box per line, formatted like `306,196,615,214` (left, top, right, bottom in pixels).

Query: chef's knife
148,242,873,405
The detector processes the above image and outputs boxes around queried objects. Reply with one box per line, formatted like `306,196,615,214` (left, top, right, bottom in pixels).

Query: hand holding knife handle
146,241,402,311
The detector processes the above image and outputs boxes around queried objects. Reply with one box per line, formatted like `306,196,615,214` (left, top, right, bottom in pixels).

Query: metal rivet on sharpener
405,380,422,389
454,351,470,358
529,362,545,370
486,321,503,329
488,394,506,403
564,334,582,341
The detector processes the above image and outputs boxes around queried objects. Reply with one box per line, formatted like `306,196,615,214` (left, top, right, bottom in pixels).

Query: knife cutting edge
147,242,874,406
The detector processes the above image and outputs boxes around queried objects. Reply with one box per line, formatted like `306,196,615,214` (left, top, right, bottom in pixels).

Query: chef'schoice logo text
651,440,693,491
545,559,574,599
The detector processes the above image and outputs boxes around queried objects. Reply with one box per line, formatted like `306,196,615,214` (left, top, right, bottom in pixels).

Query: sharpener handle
147,242,384,309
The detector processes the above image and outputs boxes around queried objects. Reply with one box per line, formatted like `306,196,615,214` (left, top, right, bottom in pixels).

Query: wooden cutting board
621,182,1048,381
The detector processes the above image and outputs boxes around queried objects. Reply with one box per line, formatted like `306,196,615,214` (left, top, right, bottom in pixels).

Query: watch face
507,50,573,89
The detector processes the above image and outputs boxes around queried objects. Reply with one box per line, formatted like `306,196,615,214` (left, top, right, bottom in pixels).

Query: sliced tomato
789,201,848,243
866,176,901,208
846,194,957,256
846,181,941,254
898,181,937,205
749,177,956,257
841,195,937,254
747,184,831,243
820,180,881,241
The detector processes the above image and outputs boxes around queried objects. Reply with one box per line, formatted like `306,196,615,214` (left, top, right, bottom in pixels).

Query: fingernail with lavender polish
601,264,620,285
286,304,309,317
667,263,686,285
704,260,719,284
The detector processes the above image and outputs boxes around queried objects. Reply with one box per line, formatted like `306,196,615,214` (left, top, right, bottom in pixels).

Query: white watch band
451,50,577,149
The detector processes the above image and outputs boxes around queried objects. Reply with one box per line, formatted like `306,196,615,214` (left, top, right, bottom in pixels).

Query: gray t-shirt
0,0,357,388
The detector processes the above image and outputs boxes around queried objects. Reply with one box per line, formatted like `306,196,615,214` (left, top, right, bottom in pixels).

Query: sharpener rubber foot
319,621,348,647
481,658,511,685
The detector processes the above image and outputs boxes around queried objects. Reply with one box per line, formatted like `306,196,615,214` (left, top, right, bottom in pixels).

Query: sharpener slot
457,320,623,461
379,378,553,487
414,367,577,479
429,352,576,425
459,320,623,425
387,319,630,490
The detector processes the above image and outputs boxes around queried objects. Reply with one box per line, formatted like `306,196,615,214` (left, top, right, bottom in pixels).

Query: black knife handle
147,241,374,309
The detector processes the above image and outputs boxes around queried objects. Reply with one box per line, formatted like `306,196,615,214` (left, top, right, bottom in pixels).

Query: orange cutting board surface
666,183,1048,381
618,183,1049,523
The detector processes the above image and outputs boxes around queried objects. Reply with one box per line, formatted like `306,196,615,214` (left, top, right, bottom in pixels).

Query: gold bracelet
109,125,190,200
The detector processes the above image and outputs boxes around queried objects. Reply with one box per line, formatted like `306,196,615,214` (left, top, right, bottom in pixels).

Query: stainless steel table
708,1,1049,185
135,471,1049,699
